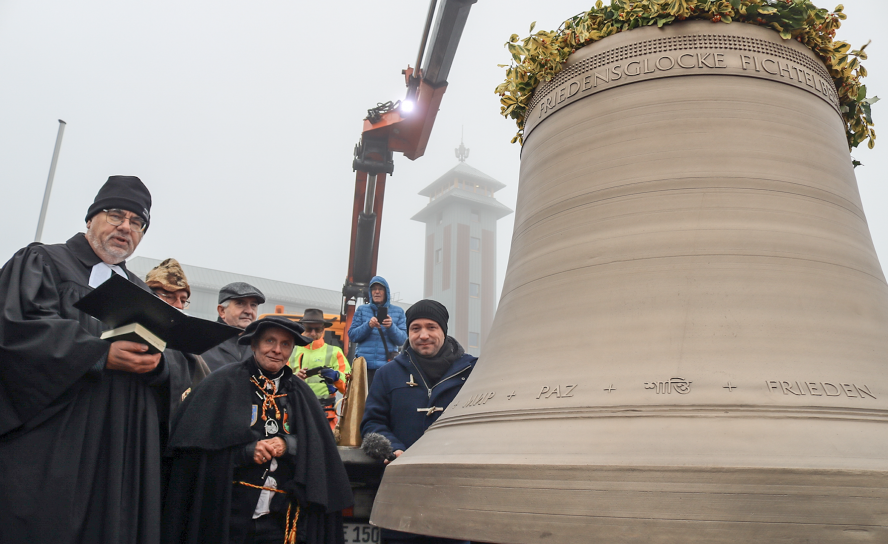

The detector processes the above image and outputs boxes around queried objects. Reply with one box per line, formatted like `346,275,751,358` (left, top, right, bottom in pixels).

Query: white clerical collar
88,261,128,288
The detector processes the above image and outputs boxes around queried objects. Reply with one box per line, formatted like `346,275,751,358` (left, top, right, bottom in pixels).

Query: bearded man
0,176,167,544
163,316,353,544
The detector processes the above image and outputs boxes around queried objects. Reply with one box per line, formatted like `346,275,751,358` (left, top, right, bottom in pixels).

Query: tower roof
411,190,513,222
418,162,506,197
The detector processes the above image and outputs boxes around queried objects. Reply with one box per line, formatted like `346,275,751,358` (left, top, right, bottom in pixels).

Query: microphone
362,433,397,462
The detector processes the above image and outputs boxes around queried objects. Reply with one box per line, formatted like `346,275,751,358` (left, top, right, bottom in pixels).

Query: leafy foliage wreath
496,0,877,150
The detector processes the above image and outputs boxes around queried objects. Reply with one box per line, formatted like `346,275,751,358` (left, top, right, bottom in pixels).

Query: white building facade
411,155,512,356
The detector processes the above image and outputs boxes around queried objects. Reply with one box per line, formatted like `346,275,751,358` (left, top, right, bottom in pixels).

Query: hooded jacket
360,336,476,453
347,276,407,370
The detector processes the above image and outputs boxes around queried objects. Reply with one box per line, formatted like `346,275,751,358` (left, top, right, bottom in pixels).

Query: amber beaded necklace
251,374,287,424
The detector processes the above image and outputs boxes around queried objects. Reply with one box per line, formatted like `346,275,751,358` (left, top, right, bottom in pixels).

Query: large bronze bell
371,21,888,543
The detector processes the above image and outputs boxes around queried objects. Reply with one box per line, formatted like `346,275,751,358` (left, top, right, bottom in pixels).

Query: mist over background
2,0,885,305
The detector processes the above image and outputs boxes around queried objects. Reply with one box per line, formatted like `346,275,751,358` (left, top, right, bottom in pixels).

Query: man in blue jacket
361,299,476,544
347,276,407,386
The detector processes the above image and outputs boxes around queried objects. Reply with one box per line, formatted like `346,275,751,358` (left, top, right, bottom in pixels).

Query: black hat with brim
298,308,333,328
238,316,309,347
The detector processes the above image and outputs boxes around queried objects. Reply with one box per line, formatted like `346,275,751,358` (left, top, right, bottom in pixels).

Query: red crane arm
340,0,477,356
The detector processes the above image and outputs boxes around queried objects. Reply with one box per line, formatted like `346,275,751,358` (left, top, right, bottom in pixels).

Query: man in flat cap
202,281,266,372
0,176,167,544
290,309,351,430
361,299,475,544
145,258,211,418
163,316,353,544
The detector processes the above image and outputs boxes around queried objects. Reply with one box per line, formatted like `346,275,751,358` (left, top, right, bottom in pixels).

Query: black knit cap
238,316,309,347
405,299,449,336
85,176,152,231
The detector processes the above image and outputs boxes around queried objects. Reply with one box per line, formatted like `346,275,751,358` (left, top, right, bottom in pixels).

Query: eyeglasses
103,209,147,233
304,326,325,333
155,290,190,308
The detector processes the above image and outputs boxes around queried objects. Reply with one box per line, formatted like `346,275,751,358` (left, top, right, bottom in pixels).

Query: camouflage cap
145,258,190,297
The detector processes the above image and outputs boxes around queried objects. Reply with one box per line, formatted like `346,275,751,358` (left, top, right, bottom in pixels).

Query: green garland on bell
496,0,877,149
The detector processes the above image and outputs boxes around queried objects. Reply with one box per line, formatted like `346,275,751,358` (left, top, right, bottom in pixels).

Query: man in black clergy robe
0,176,167,544
163,316,353,544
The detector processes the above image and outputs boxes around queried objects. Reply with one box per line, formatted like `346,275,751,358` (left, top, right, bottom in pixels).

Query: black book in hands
101,323,166,354
74,274,241,354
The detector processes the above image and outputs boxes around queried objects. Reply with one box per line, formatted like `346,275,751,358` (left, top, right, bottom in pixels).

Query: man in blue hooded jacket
361,299,475,544
347,276,407,386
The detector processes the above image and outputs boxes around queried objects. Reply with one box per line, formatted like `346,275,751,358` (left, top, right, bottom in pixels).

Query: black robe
162,350,210,422
158,349,211,459
0,233,168,544
201,331,250,372
162,357,353,544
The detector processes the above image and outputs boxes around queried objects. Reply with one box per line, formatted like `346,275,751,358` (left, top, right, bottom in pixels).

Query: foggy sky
1,0,885,307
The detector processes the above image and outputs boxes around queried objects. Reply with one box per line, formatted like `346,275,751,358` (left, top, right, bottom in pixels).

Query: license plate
343,522,380,543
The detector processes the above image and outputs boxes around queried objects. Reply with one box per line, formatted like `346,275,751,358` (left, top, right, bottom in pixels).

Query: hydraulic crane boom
341,0,476,355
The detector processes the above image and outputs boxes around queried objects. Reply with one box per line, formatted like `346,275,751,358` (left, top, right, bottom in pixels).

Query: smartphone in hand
376,306,388,323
